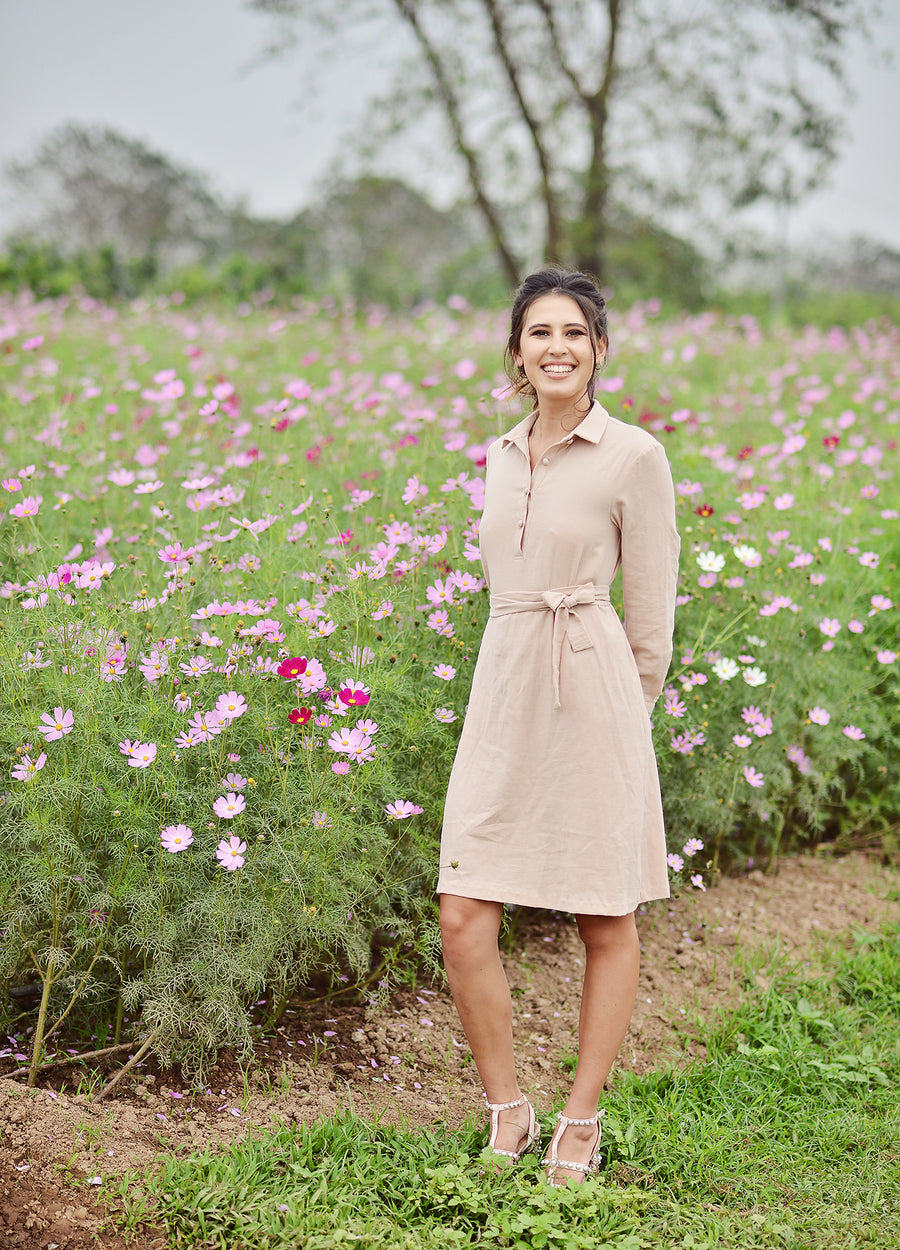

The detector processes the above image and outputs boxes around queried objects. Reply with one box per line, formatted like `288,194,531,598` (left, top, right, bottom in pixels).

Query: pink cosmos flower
312,810,333,829
842,725,865,740
37,707,74,741
664,694,686,717
434,707,457,723
215,691,248,720
732,734,752,748
371,600,393,620
214,792,246,819
808,707,830,725
222,773,248,791
743,765,765,788
818,618,841,638
216,835,247,870
10,495,42,518
402,476,429,504
384,801,425,820
666,853,684,872
161,824,194,853
332,760,350,775
158,542,196,565
11,753,46,782
433,664,456,681
328,727,357,754
683,838,704,857
690,874,706,892
128,743,157,768
877,650,897,663
786,745,812,775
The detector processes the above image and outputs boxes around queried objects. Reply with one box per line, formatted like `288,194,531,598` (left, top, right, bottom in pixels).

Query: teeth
544,364,574,373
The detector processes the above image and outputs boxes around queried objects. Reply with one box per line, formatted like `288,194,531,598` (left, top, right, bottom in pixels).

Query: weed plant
0,292,897,1079
130,923,900,1248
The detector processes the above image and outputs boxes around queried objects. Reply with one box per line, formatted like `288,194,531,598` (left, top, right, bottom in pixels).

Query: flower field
1,290,897,1084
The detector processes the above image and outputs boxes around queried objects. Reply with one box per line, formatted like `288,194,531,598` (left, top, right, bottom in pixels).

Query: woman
438,268,680,1186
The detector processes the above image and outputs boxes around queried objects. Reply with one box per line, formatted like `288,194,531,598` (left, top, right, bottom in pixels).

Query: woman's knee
575,911,638,955
439,894,501,957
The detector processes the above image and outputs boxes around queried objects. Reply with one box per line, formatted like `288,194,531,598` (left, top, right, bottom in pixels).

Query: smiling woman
437,267,680,1186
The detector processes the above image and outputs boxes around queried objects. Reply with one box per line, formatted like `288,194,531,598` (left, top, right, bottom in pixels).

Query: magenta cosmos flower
216,835,247,870
160,824,194,853
37,707,74,741
276,656,308,680
214,792,246,819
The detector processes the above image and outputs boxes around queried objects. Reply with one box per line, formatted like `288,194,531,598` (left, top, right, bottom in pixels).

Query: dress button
518,519,524,527
541,456,550,465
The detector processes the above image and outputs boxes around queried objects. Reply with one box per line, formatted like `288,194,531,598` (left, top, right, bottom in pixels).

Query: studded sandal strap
485,1094,527,1112
555,1110,601,1126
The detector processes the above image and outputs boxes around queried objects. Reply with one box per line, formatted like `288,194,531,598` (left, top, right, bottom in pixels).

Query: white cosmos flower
742,666,768,687
712,657,739,680
733,544,762,567
696,550,726,573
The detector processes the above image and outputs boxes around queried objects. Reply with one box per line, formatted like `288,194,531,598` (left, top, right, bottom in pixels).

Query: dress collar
499,399,610,454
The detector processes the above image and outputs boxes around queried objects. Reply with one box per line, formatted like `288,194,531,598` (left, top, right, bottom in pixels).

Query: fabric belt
489,582,610,708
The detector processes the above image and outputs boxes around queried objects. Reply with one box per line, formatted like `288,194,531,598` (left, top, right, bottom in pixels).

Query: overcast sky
1,0,898,250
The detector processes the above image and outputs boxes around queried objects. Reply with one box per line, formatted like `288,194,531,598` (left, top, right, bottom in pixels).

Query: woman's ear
513,352,523,369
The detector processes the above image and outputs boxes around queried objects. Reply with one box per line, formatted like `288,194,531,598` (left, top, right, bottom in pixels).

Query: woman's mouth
542,363,575,375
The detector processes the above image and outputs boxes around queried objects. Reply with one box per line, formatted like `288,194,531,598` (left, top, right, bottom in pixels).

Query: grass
117,921,900,1248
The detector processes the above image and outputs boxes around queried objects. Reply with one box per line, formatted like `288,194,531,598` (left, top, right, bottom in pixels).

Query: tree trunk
573,0,621,277
394,0,522,287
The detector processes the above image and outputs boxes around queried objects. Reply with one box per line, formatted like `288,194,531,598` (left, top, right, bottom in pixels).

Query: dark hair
504,267,609,404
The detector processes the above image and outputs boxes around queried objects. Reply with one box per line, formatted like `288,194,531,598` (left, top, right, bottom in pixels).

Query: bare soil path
2,851,897,1249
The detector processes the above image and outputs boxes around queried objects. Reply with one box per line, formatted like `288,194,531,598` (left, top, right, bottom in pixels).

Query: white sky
0,0,898,250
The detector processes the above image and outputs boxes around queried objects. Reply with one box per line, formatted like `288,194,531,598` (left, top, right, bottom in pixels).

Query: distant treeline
2,126,899,321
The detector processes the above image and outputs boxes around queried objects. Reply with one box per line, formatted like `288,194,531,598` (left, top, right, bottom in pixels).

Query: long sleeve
612,440,680,713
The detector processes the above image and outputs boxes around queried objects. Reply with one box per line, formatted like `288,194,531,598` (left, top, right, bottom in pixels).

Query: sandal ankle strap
555,1109,604,1127
485,1094,527,1112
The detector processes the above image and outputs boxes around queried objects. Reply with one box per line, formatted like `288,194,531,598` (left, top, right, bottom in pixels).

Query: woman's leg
439,893,530,1153
549,911,640,1183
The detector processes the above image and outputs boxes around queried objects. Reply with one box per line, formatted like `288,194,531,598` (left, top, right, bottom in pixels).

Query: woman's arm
613,441,681,713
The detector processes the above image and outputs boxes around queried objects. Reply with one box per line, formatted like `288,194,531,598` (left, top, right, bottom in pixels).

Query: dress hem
436,883,670,916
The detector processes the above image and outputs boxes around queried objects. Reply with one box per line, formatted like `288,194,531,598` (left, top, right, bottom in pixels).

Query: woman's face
513,293,602,410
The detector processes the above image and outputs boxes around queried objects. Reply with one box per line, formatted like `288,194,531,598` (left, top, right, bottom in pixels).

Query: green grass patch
126,922,900,1248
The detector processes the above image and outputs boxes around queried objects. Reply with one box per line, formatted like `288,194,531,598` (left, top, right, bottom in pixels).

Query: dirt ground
2,850,898,1249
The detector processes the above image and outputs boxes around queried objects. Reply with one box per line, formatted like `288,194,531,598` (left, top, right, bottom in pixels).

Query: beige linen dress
437,400,680,915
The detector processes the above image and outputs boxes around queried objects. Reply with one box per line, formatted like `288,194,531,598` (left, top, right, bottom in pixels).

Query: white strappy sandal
542,1109,604,1186
484,1094,541,1162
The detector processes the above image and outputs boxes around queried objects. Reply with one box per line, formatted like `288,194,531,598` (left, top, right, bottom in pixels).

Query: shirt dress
437,400,680,915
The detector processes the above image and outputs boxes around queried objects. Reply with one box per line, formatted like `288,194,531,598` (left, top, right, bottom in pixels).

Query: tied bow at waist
489,582,611,707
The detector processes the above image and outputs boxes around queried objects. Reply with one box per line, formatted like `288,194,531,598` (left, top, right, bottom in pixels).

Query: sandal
542,1110,604,1186
485,1094,541,1162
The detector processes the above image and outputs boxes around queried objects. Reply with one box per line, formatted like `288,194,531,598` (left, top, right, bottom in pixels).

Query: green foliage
134,923,900,1248
1,293,897,1079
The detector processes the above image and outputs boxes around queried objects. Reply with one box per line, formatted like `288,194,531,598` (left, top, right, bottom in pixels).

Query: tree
299,174,490,303
4,123,225,268
248,0,872,284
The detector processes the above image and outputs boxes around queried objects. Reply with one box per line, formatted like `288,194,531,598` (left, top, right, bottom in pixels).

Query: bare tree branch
393,0,522,284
